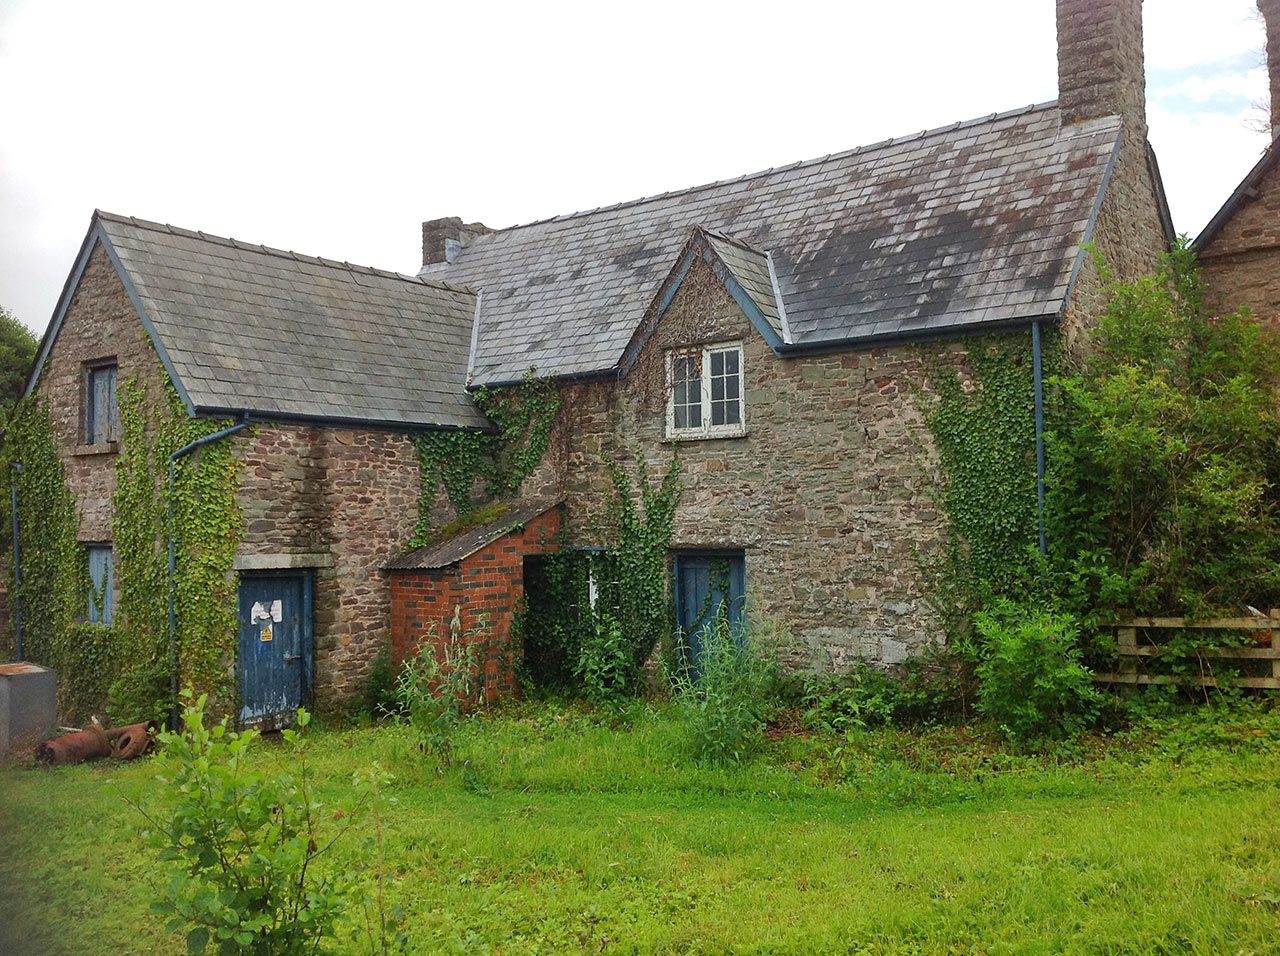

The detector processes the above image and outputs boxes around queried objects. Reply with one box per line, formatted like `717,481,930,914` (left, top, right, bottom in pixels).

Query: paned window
666,343,745,439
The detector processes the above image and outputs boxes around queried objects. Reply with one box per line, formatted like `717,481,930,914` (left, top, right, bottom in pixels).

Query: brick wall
390,506,561,700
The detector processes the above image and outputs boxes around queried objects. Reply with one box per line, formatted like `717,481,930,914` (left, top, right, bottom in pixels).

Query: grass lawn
3,701,1280,955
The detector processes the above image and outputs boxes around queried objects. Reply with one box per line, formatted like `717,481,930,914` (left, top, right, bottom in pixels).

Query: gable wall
29,241,422,712
32,243,168,544
1199,160,1280,323
1060,134,1168,354
519,256,982,669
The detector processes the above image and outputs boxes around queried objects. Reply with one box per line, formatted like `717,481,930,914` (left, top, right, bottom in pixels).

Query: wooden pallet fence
1094,610,1280,690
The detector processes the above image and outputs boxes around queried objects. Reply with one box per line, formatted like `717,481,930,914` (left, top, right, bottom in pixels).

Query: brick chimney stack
421,217,493,267
1057,0,1147,138
1260,0,1280,136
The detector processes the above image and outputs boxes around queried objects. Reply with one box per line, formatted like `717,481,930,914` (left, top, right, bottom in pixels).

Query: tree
0,307,37,416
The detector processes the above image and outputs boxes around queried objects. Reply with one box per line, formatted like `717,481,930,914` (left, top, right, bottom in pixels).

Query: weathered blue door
237,572,312,728
673,552,746,679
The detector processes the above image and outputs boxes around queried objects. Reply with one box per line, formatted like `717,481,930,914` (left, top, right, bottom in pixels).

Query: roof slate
384,500,561,570
422,103,1124,385
96,212,488,429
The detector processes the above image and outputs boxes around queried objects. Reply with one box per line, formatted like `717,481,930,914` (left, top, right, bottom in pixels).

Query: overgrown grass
4,700,1280,954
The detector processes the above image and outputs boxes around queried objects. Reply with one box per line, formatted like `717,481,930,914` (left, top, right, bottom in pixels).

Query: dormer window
666,342,745,440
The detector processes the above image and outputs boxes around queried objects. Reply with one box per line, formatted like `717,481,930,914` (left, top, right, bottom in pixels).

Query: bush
131,690,371,955
364,646,401,719
574,610,632,704
969,600,1102,745
801,650,973,733
673,614,780,765
395,615,482,768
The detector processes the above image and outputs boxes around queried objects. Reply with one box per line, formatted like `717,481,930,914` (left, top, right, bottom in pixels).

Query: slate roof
422,103,1127,385
702,230,785,339
384,500,561,570
32,212,488,430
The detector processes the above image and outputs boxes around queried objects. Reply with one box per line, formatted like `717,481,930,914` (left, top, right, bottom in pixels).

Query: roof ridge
481,100,1061,236
93,209,476,296
701,227,767,257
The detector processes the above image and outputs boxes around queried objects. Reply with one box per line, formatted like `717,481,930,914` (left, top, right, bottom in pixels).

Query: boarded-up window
85,363,119,445
87,544,114,625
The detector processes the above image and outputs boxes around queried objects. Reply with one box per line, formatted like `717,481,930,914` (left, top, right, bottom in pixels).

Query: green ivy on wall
921,332,1052,633
110,376,242,721
520,455,682,698
412,368,560,544
2,398,93,717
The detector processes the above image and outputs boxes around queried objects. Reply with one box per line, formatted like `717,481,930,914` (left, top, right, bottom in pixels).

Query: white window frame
665,341,746,440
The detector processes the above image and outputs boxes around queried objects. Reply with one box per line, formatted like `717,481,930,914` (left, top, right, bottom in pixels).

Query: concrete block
0,663,57,756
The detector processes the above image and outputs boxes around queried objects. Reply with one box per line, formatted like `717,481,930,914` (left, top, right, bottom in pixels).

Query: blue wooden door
674,552,746,679
237,572,311,728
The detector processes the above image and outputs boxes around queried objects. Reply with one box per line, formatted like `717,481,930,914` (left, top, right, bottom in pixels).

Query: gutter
167,415,250,729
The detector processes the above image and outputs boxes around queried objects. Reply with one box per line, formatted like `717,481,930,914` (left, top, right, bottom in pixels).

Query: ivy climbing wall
516,255,1006,670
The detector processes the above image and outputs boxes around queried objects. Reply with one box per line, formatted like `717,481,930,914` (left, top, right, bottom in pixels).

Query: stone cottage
1195,2,1280,323
14,0,1183,720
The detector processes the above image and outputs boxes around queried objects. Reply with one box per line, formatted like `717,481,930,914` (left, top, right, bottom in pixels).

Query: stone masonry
29,240,424,710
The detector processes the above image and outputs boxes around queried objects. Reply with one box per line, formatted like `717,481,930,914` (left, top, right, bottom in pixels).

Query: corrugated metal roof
423,103,1125,385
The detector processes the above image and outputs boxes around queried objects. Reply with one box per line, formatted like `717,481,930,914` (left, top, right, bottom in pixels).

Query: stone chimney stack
1260,0,1280,136
1057,0,1147,138
421,216,493,267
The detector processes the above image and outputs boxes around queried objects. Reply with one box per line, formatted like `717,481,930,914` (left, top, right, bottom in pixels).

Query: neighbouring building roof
29,211,489,430
1193,132,1280,253
385,500,561,570
422,103,1129,385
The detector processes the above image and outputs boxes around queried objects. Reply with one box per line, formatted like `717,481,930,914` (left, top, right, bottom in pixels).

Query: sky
0,0,1271,335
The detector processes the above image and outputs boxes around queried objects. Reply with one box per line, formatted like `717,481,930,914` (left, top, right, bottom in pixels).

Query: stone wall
34,243,166,547
233,425,421,708
389,506,562,699
27,239,424,712
1200,160,1280,324
514,258,966,670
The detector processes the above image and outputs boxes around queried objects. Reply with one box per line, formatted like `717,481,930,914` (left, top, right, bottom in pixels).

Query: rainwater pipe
168,417,249,729
9,461,23,660
1031,321,1047,556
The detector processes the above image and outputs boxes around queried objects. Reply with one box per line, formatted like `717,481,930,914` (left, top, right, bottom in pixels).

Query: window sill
73,442,119,457
663,427,748,444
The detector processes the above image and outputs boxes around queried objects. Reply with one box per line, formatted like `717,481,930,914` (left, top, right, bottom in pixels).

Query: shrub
395,615,482,768
574,609,632,704
131,690,366,955
364,646,401,719
673,613,780,765
969,600,1102,744
801,651,973,733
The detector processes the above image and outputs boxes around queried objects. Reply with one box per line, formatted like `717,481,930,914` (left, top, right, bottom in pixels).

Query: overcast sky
0,0,1271,334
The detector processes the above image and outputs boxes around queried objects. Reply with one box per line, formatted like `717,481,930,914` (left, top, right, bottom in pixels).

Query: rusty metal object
36,723,111,765
108,721,158,760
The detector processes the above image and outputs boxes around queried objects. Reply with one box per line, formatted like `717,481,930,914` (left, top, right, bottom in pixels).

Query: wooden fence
1094,611,1280,690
